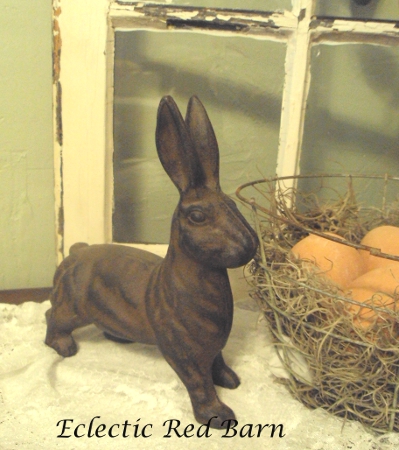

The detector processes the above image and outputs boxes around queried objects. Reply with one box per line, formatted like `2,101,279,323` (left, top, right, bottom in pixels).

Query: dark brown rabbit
45,95,258,429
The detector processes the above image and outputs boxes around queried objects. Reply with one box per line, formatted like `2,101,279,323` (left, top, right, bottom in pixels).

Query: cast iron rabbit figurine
45,95,259,429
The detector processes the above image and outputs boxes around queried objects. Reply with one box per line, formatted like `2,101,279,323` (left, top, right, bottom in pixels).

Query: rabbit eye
188,210,206,224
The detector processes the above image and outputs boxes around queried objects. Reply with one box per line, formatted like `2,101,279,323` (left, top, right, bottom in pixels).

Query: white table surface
1,299,399,450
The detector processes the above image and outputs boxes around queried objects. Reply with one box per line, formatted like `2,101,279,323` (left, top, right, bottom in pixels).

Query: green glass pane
113,30,285,243
117,0,291,12
300,44,399,207
316,0,398,21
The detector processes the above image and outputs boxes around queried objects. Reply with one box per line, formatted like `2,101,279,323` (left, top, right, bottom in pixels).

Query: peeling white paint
276,0,315,181
110,7,144,19
110,3,298,32
324,19,399,35
54,0,112,255
216,14,232,21
216,11,297,28
167,11,199,20
291,0,307,18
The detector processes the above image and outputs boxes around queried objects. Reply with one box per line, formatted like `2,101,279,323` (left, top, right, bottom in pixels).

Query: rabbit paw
212,363,240,389
45,334,78,357
194,402,236,429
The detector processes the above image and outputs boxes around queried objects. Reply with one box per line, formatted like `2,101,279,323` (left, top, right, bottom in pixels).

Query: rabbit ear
156,96,204,194
185,95,220,191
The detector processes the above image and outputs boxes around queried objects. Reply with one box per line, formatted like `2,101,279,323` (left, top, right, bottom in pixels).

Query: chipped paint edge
109,2,297,39
52,1,64,262
276,0,315,182
105,13,116,244
54,0,113,256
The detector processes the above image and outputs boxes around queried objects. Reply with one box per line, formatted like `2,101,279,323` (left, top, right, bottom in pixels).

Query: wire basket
236,174,399,434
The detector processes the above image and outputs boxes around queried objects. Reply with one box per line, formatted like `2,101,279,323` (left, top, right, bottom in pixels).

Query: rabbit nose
239,216,259,256
227,226,258,268
247,229,259,256
241,232,259,262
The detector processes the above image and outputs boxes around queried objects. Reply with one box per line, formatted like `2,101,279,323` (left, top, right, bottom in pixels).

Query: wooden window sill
0,288,52,305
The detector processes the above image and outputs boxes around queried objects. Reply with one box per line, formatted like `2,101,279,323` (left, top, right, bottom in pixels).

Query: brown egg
346,287,396,330
348,265,399,296
359,225,399,271
291,232,365,289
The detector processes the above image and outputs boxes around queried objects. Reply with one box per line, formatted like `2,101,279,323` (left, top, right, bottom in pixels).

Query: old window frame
53,0,399,261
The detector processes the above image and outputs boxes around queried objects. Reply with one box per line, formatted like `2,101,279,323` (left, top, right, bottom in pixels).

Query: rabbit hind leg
212,352,240,389
45,296,88,357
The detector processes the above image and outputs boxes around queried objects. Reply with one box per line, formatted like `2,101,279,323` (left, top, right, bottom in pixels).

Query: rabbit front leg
158,345,236,429
187,374,236,430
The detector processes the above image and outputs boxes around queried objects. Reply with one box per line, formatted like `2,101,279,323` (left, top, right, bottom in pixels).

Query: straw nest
236,174,399,434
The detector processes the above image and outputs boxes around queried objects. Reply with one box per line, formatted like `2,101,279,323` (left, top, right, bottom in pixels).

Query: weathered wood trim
276,0,315,181
105,18,116,244
109,1,296,39
0,288,52,305
310,17,399,46
312,15,399,27
53,1,64,262
53,0,113,258
111,1,297,23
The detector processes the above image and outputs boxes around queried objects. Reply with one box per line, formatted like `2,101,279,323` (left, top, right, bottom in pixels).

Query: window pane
113,31,285,243
300,44,399,204
117,0,291,12
316,0,398,21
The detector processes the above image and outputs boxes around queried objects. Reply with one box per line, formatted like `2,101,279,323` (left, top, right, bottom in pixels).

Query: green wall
0,0,56,289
